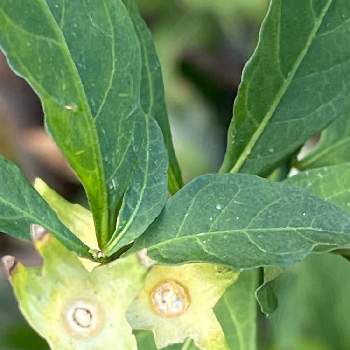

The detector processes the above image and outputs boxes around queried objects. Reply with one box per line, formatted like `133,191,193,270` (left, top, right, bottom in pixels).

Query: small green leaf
221,0,350,176
136,174,350,269
255,267,283,316
122,0,183,194
135,331,199,350
298,113,350,169
0,0,161,247
34,178,98,250
215,271,258,350
286,164,350,213
0,156,88,257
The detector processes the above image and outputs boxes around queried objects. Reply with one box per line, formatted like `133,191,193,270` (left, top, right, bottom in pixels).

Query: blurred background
1,0,349,349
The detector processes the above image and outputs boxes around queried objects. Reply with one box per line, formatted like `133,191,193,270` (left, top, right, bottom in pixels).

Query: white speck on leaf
64,104,78,112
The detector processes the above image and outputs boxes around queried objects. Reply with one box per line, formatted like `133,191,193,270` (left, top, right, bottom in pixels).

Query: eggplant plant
1,0,350,349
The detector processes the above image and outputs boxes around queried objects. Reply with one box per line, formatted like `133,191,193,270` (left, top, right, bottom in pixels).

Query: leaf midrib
38,0,108,239
230,0,333,173
0,194,85,251
147,225,347,252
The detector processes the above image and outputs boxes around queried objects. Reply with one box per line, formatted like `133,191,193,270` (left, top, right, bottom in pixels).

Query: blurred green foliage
0,281,48,350
265,254,350,350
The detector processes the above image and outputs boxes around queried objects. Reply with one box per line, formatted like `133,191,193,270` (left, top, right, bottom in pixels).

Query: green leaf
104,117,168,256
135,174,350,269
259,164,350,317
285,164,350,213
0,156,89,257
0,0,165,247
135,331,199,350
221,0,350,176
122,0,183,194
215,271,258,350
298,113,350,170
255,267,283,316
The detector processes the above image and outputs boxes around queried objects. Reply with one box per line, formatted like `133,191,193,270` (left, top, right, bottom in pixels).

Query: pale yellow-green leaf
127,263,238,350
8,235,148,350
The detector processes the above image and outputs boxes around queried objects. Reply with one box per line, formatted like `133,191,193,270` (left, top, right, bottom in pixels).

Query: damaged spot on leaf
150,280,190,318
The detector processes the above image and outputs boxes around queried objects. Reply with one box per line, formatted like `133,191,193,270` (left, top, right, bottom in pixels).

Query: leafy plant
1,0,350,349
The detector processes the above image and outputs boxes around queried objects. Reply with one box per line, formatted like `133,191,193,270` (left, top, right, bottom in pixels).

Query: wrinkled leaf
298,113,350,169
0,0,167,248
135,174,350,269
0,156,88,257
122,0,183,194
221,0,350,176
215,271,258,350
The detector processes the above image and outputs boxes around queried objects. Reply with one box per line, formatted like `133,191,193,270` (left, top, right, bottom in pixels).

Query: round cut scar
64,300,102,337
150,280,190,317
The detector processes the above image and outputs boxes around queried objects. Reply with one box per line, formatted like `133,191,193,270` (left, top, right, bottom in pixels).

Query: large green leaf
0,156,89,257
286,164,350,213
221,0,350,176
135,174,350,269
0,0,167,248
215,271,257,350
122,0,183,194
298,113,350,170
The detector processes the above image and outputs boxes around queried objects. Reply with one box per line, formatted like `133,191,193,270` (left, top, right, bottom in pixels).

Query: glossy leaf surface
136,174,350,269
221,0,350,176
0,156,88,257
0,0,167,248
